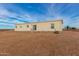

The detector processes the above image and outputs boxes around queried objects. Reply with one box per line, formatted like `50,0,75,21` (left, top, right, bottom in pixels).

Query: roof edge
15,19,63,25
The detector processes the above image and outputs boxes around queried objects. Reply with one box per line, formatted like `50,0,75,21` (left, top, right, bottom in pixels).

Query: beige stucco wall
14,20,63,31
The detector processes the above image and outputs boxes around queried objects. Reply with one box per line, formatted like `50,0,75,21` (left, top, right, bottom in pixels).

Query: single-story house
14,20,63,31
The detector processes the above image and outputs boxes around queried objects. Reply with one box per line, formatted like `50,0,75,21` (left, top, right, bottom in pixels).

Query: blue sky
0,3,79,29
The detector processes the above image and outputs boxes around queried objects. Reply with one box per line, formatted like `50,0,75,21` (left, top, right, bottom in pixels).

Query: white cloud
46,4,60,18
0,23,14,26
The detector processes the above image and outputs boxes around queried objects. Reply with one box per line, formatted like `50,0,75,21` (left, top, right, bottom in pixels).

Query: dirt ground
0,31,79,56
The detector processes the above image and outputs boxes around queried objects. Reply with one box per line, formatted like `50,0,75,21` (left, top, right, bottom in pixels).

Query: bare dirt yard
0,31,79,56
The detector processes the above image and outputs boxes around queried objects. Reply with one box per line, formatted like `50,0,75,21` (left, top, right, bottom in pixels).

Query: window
51,24,54,29
20,26,22,28
27,25,29,28
16,26,17,28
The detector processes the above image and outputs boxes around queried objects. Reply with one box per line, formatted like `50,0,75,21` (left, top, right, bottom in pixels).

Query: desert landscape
0,31,79,56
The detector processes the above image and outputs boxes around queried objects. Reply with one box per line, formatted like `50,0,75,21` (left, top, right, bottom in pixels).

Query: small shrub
54,31,60,34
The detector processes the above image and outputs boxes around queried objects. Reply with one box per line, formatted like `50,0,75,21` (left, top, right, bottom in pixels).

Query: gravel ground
0,31,79,56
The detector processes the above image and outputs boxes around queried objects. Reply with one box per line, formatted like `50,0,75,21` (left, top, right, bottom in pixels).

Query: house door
33,25,37,30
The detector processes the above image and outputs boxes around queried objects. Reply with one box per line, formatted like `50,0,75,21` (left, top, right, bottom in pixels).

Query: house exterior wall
14,20,63,31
